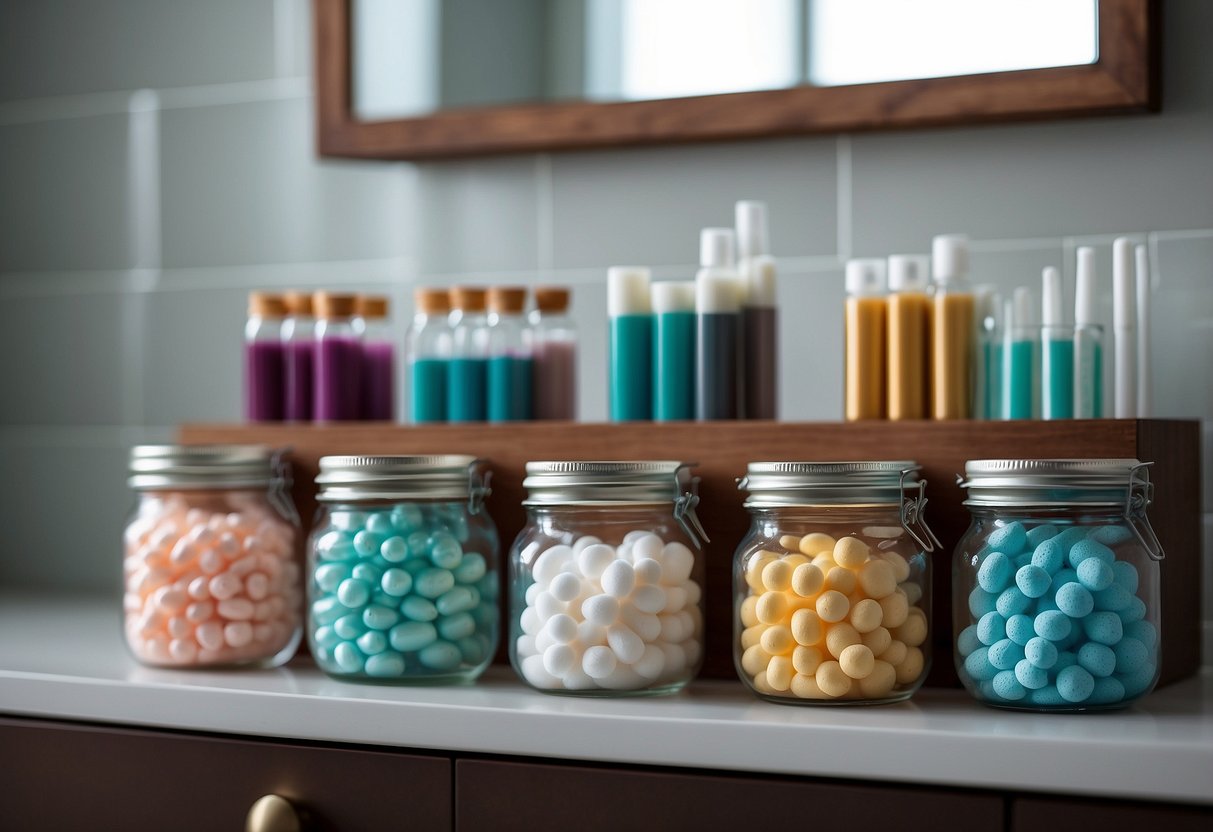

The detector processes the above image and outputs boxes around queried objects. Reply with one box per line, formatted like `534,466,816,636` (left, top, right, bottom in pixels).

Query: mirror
315,0,1155,160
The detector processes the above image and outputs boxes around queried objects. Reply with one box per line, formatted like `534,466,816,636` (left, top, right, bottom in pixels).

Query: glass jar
509,461,707,696
955,459,1164,712
123,445,302,668
734,462,939,705
307,455,498,683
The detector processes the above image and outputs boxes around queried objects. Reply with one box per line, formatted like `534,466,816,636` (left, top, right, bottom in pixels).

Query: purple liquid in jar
362,340,396,421
314,335,362,421
284,339,315,421
244,340,285,422
533,340,576,420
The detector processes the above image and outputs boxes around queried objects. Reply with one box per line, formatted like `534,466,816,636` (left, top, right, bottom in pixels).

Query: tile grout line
835,135,853,260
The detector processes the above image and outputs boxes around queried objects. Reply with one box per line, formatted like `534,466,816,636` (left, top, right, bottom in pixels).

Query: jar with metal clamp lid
509,461,708,696
734,461,939,704
955,458,1163,711
307,455,498,683
123,444,302,668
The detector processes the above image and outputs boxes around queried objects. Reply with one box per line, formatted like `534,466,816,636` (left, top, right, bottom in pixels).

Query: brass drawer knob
246,794,302,832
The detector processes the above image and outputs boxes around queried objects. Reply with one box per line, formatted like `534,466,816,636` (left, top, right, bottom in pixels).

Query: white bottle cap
932,234,969,284
700,228,737,269
1075,247,1097,326
887,254,930,292
1112,238,1135,329
607,266,652,317
1013,286,1036,327
735,200,769,260
845,258,887,297
742,255,777,306
1041,266,1064,327
696,272,741,314
651,280,697,314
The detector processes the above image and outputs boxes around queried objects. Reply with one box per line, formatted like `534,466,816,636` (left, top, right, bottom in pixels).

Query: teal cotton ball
987,522,1028,556
1034,609,1072,642
1089,525,1133,546
964,646,999,681
1077,642,1116,677
1119,596,1147,624
957,625,982,657
1083,611,1124,646
1068,538,1114,569
1055,582,1095,618
333,641,366,673
1016,564,1051,598
1030,539,1065,574
1026,524,1059,548
1114,637,1149,674
1052,568,1079,589
1013,553,1033,569
1053,526,1090,553
1052,651,1078,675
1006,614,1035,646
1089,676,1127,705
1056,665,1095,702
1120,663,1157,698
390,504,423,531
988,638,1025,670
1028,685,1067,706
977,551,1014,593
969,585,999,618
996,586,1032,617
1024,636,1058,669
977,611,1006,645
1124,620,1158,650
1015,658,1049,690
365,652,406,677
993,670,1027,701
1077,558,1114,592
428,532,464,569
1095,584,1134,612
1112,560,1140,593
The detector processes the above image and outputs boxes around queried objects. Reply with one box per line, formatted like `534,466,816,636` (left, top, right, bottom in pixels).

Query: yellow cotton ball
752,670,774,694
881,551,912,582
895,607,928,648
760,625,795,656
756,591,790,625
799,532,836,556
839,644,875,679
790,563,825,598
741,643,772,676
745,552,778,591
858,559,897,599
815,590,850,623
792,645,824,676
781,553,810,568
850,598,884,633
857,660,897,698
767,655,794,691
790,672,827,699
879,590,909,628
812,553,836,571
825,622,862,658
901,581,924,605
860,626,892,657
833,536,870,569
778,534,802,552
895,646,924,684
740,623,765,649
790,608,823,646
761,559,793,592
815,660,852,697
825,566,858,595
880,639,908,666
739,595,760,627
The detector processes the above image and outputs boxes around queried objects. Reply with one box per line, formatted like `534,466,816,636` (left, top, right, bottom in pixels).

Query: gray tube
742,305,777,419
697,312,739,420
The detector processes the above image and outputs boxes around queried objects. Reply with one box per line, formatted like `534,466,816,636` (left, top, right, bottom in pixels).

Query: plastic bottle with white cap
1001,286,1038,420
973,285,1003,420
930,234,976,419
1040,266,1074,420
696,228,741,420
885,254,929,420
1073,246,1103,418
1112,238,1137,418
1135,243,1151,418
844,258,887,420
735,200,778,419
608,266,653,421
651,281,697,421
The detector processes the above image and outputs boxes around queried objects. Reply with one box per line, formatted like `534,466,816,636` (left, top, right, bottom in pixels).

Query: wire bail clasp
1126,461,1164,561
673,468,709,549
468,466,493,515
900,467,940,553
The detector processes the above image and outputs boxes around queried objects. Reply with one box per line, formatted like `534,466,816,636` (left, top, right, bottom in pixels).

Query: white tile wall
0,0,1210,668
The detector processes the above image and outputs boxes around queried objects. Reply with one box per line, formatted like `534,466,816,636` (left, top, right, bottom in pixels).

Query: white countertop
1,593,1210,805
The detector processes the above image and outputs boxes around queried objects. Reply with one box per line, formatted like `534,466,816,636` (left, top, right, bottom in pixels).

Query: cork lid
450,286,487,313
248,291,287,317
283,290,313,316
414,288,451,315
487,286,527,314
534,286,570,313
357,294,389,319
313,291,358,319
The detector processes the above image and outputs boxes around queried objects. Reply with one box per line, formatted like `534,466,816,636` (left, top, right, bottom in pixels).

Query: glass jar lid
739,460,921,507
128,444,282,490
959,458,1148,507
315,455,489,505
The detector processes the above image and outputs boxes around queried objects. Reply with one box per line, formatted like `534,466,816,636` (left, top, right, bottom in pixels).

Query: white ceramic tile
0,113,132,271
1146,237,1213,422
1154,232,1213,292
415,156,541,276
0,293,130,425
550,138,838,269
0,0,277,102
160,97,413,268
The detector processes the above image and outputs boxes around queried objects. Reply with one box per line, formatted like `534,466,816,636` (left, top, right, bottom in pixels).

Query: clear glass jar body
407,312,451,424
307,499,499,683
954,507,1160,711
244,313,285,422
486,310,533,422
733,506,931,704
314,316,363,421
281,312,315,423
447,309,490,422
122,488,302,668
509,505,705,696
359,314,396,421
527,308,578,420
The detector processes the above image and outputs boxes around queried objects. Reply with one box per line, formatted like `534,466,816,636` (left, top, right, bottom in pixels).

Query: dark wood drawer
1012,795,1213,832
456,758,1004,832
0,718,451,832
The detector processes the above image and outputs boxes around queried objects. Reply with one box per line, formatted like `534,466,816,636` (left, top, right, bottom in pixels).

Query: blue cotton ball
1076,557,1114,592
1015,658,1049,690
1112,560,1140,593
1083,611,1124,646
1113,637,1149,674
977,611,1007,645
1005,614,1035,646
1068,538,1115,569
1028,685,1067,706
1026,524,1059,548
988,521,1028,556
964,646,999,681
1077,642,1117,677
993,670,1027,701
1053,526,1090,554
1055,582,1095,618
1030,538,1065,574
1016,564,1051,598
1118,596,1147,624
957,624,983,657
1052,651,1078,674
1035,594,1059,613
1124,620,1158,649
969,585,999,618
1089,525,1133,546
1056,665,1095,703
988,638,1026,670
1024,636,1058,669
1013,552,1033,569
977,551,1014,593
1089,676,1127,705
1119,663,1157,698
1052,568,1079,588
1094,584,1134,612
997,586,1032,617
1034,609,1072,642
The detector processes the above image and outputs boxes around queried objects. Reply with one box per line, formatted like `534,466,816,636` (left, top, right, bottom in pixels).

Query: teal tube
653,311,696,421
1042,336,1074,419
488,355,533,422
447,357,487,422
610,314,653,421
980,340,1003,420
410,357,447,423
1003,340,1035,420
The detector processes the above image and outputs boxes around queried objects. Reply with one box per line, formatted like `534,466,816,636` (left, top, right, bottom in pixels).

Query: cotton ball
597,664,646,691
661,542,695,584
632,585,667,614
515,634,538,658
615,543,634,563
633,558,663,585
549,572,582,603
621,605,663,642
543,644,578,676
577,620,607,646
525,583,541,605
534,629,556,654
577,544,617,579
572,535,602,554
532,545,574,586
582,594,621,626
607,624,646,664
546,613,578,644
519,605,542,635
659,643,688,678
521,654,561,688
561,666,597,690
534,591,565,622
601,560,636,598
633,644,666,679
683,638,702,668
662,586,688,613
629,534,663,560
684,580,702,605
582,645,618,679
659,614,685,643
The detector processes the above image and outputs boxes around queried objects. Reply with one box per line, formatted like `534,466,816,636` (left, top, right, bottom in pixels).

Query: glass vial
244,291,286,422
651,281,697,421
1002,287,1039,420
930,234,975,420
530,286,578,420
486,286,533,422
1041,267,1074,420
281,291,315,423
313,292,363,422
357,295,396,421
1073,247,1104,418
407,288,452,424
447,287,490,423
844,259,887,421
885,255,930,420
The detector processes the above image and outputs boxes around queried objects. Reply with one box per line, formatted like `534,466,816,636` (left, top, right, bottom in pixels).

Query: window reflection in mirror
352,0,1100,122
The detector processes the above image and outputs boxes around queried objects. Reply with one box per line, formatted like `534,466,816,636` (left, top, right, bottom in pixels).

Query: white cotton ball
572,535,602,554
520,606,541,635
515,634,538,658
534,629,556,653
607,623,646,664
525,583,541,605
533,545,574,586
633,558,663,585
543,644,577,676
549,572,581,603
633,534,665,560
683,639,703,667
521,653,561,688
582,594,621,626
597,664,645,691
583,645,618,679
674,610,696,642
684,580,702,605
658,614,685,643
620,606,663,642
661,542,695,584
577,619,607,646
615,543,634,563
662,586,688,613
623,530,651,545
577,544,618,579
601,560,636,599
546,613,578,644
535,591,565,622
562,665,597,690
633,644,667,680
632,585,667,614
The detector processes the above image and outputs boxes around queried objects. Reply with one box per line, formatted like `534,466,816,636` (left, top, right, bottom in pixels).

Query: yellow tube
845,296,887,420
887,291,930,420
931,289,975,420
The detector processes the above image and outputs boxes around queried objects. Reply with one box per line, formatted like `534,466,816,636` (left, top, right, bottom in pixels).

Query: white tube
1112,238,1136,419
1135,244,1151,418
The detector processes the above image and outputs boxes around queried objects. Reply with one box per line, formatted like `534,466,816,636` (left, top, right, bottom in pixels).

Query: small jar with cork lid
313,291,362,422
486,286,533,422
244,292,286,422
407,288,452,424
281,290,315,422
447,287,490,422
356,294,395,421
529,287,577,420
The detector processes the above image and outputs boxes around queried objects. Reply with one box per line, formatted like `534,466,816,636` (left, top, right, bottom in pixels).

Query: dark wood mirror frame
315,0,1159,161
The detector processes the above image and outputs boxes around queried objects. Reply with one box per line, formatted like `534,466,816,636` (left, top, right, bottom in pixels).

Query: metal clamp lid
315,455,489,509
128,444,282,490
